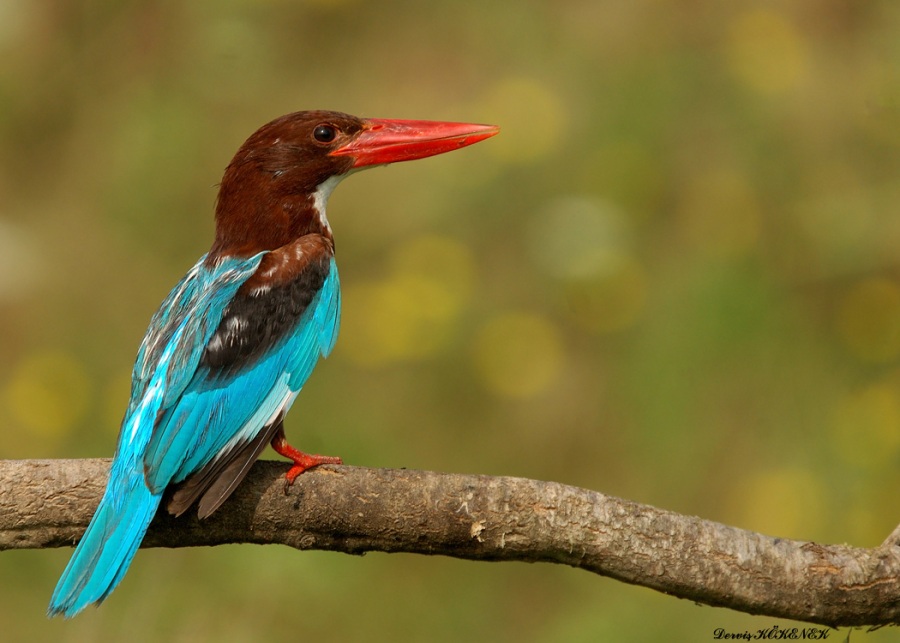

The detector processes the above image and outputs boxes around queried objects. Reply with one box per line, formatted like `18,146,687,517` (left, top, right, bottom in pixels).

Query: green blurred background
2,0,899,640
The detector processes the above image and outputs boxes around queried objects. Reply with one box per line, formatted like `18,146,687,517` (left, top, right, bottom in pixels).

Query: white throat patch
312,174,345,234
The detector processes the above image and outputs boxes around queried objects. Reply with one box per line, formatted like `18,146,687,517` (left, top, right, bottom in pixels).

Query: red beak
331,118,499,168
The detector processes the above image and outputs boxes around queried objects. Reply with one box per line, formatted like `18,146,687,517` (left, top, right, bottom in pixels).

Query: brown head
209,110,498,260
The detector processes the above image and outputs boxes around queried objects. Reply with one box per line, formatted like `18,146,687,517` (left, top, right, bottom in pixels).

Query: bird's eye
313,124,337,143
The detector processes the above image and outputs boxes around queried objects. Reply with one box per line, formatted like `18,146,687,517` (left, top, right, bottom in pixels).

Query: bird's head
210,110,498,258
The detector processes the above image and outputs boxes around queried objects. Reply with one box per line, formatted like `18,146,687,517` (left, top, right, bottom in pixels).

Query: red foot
270,428,342,491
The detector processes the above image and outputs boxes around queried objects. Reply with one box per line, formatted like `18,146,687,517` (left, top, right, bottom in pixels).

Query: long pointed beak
331,118,499,168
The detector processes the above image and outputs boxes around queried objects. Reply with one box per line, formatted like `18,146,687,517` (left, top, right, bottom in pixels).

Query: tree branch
2,458,898,627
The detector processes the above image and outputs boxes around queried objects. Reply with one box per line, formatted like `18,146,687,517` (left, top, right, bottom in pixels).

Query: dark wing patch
200,235,333,379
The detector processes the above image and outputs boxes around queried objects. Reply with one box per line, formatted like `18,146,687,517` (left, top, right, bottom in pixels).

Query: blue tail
48,460,162,618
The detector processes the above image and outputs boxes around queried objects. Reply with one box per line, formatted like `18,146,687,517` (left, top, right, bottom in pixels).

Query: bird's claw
278,451,343,495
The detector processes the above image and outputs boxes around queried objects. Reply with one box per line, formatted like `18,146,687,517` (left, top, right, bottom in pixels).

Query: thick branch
2,459,898,627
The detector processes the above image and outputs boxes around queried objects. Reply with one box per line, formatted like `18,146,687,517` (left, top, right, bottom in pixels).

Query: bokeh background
2,1,899,641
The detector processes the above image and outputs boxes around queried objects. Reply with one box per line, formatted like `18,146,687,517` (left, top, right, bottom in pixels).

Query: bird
48,110,498,617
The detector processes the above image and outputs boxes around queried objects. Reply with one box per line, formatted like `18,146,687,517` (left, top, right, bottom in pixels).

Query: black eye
313,124,337,143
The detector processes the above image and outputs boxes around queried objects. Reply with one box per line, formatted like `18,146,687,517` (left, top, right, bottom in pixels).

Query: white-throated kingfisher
48,110,498,617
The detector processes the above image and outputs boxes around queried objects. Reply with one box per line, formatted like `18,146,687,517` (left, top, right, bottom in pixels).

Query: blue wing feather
144,256,340,488
49,252,340,618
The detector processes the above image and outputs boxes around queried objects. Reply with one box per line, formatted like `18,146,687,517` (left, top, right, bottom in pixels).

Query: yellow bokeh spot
831,383,900,469
388,235,475,320
3,349,91,439
341,236,476,367
793,162,873,260
473,312,564,398
343,277,444,365
676,167,761,259
566,258,648,334
731,468,825,539
479,77,566,164
835,277,900,362
528,196,632,280
727,9,809,95
526,196,647,333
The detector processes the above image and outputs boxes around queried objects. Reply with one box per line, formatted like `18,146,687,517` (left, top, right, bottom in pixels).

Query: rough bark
1,458,898,628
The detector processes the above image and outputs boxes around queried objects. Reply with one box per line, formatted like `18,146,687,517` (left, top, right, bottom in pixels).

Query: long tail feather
48,464,162,618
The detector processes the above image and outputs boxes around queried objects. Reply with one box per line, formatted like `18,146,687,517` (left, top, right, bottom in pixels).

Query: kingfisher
48,110,498,617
